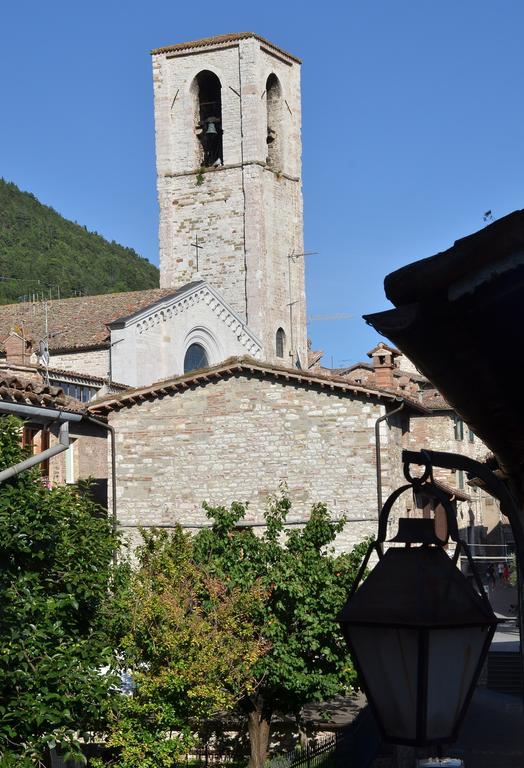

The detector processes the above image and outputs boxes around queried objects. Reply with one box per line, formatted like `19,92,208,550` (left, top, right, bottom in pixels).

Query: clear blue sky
1,1,523,366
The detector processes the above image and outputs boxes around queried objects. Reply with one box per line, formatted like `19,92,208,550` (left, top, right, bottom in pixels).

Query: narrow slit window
266,74,283,169
276,327,285,358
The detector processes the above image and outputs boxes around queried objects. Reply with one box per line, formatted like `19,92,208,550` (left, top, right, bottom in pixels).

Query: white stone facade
109,282,262,387
152,35,307,367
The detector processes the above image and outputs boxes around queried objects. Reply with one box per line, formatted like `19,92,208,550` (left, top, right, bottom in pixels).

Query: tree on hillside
103,528,269,768
0,178,159,303
193,494,368,768
0,416,119,763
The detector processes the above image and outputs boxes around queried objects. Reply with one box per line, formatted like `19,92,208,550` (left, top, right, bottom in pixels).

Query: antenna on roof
307,312,353,323
287,249,319,366
483,210,494,223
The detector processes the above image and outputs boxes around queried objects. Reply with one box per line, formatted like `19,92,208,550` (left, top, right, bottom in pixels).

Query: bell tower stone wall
152,34,307,366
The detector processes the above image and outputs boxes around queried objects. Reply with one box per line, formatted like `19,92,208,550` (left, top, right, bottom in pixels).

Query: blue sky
1,1,523,366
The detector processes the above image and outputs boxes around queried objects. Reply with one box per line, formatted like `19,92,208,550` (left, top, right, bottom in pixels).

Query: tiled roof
45,365,127,390
420,390,452,411
307,349,323,368
0,373,82,412
331,362,374,375
0,361,126,389
89,356,429,415
151,32,301,64
367,342,401,358
0,286,197,353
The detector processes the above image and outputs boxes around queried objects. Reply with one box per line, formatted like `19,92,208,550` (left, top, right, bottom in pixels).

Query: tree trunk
246,696,272,768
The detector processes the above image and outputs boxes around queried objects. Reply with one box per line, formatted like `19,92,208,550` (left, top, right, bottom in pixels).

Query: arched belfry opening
266,74,283,168
193,70,223,167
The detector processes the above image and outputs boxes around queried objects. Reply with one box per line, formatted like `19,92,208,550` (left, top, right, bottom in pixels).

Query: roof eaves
52,342,110,354
151,32,301,64
108,281,205,328
88,357,417,414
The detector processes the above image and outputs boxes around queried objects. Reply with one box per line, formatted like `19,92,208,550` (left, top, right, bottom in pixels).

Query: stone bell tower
151,32,307,366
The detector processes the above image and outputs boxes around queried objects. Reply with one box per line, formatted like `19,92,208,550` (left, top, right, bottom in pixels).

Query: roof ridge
151,32,301,64
89,356,429,414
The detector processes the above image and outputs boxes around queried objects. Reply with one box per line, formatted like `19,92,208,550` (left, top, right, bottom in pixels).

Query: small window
276,328,285,358
458,470,465,490
65,442,76,484
184,343,209,373
468,428,475,443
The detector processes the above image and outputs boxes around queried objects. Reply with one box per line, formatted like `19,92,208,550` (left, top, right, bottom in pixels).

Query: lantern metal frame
339,455,499,748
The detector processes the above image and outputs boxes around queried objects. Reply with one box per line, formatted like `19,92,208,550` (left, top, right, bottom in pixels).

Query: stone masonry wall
109,374,403,552
406,411,491,537
48,434,107,488
152,36,306,364
50,348,109,379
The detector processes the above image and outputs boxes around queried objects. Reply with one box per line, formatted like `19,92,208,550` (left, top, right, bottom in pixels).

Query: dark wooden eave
364,209,524,477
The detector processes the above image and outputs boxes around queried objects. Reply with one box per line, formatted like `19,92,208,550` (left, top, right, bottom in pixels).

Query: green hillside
0,179,159,303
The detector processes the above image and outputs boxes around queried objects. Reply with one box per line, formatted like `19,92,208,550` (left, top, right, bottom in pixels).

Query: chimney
368,342,398,389
3,331,31,366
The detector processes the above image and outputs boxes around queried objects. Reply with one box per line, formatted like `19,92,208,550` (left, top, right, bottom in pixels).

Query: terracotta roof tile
89,356,429,415
420,390,452,410
151,32,301,64
0,285,201,353
0,372,83,412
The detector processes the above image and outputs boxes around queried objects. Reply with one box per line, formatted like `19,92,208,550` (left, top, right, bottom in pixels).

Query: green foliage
0,415,119,762
105,527,269,768
193,492,368,766
0,179,158,303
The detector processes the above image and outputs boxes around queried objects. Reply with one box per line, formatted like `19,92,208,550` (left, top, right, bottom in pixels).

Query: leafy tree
0,178,159,303
0,416,119,763
103,527,269,768
193,494,368,768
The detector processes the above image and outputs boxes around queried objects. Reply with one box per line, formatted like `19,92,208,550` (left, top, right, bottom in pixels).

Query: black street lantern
339,463,498,747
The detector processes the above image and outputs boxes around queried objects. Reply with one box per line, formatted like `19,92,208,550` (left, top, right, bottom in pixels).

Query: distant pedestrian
498,562,504,581
487,564,496,588
503,563,510,585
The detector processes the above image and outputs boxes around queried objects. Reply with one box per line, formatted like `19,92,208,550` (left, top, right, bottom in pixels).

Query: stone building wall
152,35,307,365
406,411,492,539
108,373,404,552
50,348,109,379
47,433,108,490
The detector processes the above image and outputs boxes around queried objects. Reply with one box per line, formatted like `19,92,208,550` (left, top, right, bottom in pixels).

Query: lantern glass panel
350,625,418,741
426,626,489,740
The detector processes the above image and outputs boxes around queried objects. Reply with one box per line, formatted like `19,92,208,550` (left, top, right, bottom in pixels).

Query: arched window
184,343,209,373
193,70,223,167
276,327,285,358
266,74,283,168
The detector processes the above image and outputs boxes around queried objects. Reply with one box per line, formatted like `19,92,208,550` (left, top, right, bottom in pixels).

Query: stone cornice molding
131,282,262,359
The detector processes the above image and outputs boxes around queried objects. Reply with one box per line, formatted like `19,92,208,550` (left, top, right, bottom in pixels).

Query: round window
184,343,209,373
